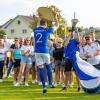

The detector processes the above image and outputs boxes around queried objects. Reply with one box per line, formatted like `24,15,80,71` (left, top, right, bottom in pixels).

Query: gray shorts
54,60,63,67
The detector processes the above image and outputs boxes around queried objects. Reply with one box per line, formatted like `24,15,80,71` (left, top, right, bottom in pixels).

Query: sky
0,0,100,28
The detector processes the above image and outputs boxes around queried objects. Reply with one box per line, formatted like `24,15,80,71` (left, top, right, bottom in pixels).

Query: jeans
7,60,14,77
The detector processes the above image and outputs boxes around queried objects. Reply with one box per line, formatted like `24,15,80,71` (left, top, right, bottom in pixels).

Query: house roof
1,15,33,29
21,15,33,22
0,19,12,28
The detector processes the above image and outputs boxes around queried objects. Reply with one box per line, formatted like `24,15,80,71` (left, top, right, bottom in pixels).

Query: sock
46,64,53,86
39,67,46,89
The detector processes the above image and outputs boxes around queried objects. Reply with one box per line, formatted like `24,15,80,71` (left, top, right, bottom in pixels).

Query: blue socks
39,68,46,89
39,64,53,89
46,64,53,86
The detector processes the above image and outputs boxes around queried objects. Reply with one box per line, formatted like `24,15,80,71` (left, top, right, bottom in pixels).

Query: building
0,15,33,38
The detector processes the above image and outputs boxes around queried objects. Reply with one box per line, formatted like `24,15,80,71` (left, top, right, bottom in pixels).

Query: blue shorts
21,56,32,65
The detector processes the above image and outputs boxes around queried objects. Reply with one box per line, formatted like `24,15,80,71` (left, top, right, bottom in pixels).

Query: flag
73,52,100,94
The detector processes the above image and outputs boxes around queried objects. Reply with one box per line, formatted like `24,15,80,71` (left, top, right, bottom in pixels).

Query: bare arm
10,49,15,62
64,33,72,47
77,32,81,43
52,14,59,29
94,50,100,56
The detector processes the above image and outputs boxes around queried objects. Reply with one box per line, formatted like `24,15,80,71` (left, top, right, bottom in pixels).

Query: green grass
0,76,100,100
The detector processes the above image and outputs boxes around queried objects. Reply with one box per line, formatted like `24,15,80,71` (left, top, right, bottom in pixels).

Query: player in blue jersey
34,18,59,93
61,31,81,91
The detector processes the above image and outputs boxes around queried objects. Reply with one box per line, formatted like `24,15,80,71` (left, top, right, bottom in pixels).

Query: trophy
37,7,57,21
71,12,79,33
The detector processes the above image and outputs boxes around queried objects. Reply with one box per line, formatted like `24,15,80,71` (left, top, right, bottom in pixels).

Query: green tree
0,29,6,39
30,5,69,38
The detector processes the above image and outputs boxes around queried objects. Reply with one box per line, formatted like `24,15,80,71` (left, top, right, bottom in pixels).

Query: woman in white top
15,37,33,86
0,39,7,82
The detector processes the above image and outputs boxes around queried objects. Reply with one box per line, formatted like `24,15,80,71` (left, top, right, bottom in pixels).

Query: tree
0,29,6,39
30,5,69,38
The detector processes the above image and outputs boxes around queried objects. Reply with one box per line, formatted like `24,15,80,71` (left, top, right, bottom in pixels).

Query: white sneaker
25,82,29,86
32,80,36,84
69,84,73,88
45,82,48,86
14,82,20,86
54,83,57,87
62,83,65,87
0,79,3,83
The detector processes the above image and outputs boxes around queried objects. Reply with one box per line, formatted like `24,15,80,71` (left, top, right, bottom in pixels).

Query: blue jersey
34,26,54,53
64,39,79,59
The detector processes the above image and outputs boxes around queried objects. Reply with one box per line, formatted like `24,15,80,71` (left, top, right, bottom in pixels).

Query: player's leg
45,54,54,87
35,53,47,93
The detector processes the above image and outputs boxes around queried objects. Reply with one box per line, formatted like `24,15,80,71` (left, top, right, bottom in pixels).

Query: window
18,20,21,24
22,29,27,34
11,29,14,34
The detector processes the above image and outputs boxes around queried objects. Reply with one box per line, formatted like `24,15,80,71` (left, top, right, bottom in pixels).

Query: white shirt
84,42,100,65
0,48,7,61
79,45,85,57
21,45,33,56
4,40,12,50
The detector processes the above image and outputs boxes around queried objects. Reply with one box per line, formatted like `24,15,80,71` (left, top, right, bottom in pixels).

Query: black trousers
0,61,4,79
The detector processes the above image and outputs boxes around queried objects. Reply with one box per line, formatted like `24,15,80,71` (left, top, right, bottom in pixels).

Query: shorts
65,59,75,72
31,56,35,67
21,56,32,65
35,53,50,66
54,60,63,67
14,59,21,68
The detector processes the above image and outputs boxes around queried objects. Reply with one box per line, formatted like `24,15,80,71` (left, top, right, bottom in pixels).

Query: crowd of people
0,19,100,93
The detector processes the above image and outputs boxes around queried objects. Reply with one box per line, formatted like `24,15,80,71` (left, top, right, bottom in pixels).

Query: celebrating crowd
0,19,100,94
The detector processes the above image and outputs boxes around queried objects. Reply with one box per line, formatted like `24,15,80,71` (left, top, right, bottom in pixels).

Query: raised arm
52,14,59,30
64,33,72,47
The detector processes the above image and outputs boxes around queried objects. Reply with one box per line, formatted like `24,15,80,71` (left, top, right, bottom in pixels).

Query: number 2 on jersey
36,33,42,43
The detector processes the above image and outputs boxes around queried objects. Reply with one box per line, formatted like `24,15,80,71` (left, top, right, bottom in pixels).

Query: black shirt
53,47,64,61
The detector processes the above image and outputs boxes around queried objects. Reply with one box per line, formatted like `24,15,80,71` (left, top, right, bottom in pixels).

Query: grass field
0,75,100,100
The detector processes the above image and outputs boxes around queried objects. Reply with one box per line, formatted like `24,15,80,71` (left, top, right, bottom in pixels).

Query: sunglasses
15,40,19,41
58,42,62,44
26,40,30,41
85,38,90,40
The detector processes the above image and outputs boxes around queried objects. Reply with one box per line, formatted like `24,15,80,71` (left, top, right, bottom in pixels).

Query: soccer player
34,18,59,93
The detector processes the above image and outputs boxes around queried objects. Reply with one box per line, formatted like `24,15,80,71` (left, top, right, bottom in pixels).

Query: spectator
84,35,100,69
0,39,7,82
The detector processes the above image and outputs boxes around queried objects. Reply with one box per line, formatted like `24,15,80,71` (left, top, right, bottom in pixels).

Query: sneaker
32,80,36,84
50,85,55,88
45,82,48,86
0,79,3,83
62,83,65,87
77,87,81,92
69,84,73,88
14,82,20,86
25,82,29,86
54,83,57,87
43,89,47,93
60,87,67,91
